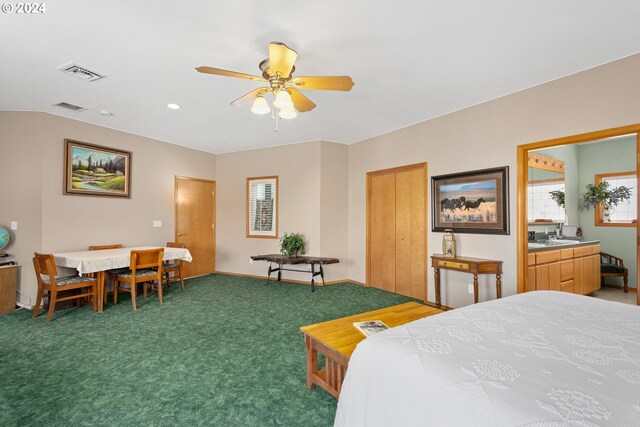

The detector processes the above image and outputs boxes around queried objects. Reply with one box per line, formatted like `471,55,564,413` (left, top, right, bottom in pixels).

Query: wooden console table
299,302,443,398
431,254,502,308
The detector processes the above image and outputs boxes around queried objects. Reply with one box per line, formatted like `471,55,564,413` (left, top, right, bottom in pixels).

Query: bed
335,291,640,426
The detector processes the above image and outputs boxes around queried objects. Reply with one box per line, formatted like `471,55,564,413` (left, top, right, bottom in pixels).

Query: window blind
248,178,277,236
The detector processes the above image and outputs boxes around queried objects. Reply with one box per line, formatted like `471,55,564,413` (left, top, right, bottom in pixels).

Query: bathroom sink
528,243,546,249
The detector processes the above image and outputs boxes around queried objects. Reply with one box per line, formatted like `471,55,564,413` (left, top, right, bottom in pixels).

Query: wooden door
367,163,428,301
369,173,396,292
175,177,216,278
395,169,426,300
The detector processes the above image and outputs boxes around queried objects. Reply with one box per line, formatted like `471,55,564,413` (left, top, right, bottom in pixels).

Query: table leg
434,267,441,308
473,273,479,304
319,264,325,286
267,262,272,283
304,335,317,390
277,264,282,281
96,271,105,313
496,273,502,299
311,263,316,292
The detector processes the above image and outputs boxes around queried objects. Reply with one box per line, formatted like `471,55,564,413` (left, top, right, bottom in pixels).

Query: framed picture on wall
432,166,509,234
64,139,132,198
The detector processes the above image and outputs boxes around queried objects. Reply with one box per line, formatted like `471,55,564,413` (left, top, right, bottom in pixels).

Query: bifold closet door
395,169,426,300
369,166,426,300
369,173,396,292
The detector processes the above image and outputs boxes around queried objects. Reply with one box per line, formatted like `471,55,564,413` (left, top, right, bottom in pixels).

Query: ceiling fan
196,42,354,122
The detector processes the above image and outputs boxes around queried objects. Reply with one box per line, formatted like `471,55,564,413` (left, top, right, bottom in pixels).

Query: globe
0,227,10,250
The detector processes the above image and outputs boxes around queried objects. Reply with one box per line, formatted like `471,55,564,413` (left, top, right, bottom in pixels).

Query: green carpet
0,274,417,426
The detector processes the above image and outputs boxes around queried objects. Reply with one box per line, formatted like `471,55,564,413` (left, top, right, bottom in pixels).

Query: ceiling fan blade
196,66,265,82
230,87,269,106
268,42,298,78
290,76,355,91
289,88,316,112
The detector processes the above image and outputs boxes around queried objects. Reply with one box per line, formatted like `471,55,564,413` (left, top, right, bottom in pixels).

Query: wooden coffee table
299,302,443,398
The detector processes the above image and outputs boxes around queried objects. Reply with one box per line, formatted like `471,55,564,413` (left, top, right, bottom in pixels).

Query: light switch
152,220,162,228
10,221,17,230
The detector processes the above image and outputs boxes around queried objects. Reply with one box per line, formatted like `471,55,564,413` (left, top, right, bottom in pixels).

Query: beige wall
215,141,349,282
348,54,640,307
320,142,349,280
0,112,216,306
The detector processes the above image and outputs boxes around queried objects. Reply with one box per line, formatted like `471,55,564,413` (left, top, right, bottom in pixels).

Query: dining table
52,246,193,312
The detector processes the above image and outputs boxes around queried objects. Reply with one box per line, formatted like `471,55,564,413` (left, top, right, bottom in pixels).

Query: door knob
178,233,188,237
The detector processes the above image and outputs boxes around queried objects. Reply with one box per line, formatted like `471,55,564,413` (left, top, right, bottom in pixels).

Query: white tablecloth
53,246,193,275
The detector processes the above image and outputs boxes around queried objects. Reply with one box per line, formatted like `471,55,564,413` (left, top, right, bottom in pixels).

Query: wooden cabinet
0,265,17,314
574,253,600,295
527,243,600,295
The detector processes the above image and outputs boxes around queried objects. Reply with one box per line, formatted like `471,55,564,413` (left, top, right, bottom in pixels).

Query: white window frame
246,176,278,238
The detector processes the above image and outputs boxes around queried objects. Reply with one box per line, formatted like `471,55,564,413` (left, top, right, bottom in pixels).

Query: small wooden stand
0,264,18,314
431,254,502,308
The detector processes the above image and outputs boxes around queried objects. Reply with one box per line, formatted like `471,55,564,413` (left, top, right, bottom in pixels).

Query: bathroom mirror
527,153,565,224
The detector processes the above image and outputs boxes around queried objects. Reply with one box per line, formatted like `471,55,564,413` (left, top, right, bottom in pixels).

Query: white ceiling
1,1,640,154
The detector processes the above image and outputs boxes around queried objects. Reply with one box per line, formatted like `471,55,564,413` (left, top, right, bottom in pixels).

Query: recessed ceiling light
99,110,114,116
167,103,181,110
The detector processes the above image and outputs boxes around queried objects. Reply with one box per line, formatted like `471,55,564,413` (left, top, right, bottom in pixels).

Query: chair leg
165,271,171,288
157,280,163,304
46,289,57,324
113,279,119,305
131,281,137,311
178,267,184,290
104,277,108,305
143,282,148,299
33,286,43,318
624,274,628,293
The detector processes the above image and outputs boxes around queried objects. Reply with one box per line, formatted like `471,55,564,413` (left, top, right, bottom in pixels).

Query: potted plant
579,181,632,222
280,232,305,257
549,190,565,208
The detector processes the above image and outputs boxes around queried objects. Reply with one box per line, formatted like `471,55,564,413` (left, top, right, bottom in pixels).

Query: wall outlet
152,220,162,228
468,284,474,294
10,221,18,230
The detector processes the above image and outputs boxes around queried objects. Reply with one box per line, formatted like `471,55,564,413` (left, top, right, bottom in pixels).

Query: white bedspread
335,291,640,427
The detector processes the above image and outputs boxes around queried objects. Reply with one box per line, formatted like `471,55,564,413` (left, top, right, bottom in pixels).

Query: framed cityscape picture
64,139,132,198
432,166,509,234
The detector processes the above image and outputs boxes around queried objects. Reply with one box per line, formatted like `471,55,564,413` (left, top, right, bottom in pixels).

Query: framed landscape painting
64,139,132,198
432,166,509,234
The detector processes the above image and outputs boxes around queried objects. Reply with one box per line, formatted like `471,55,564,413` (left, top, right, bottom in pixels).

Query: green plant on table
280,232,305,257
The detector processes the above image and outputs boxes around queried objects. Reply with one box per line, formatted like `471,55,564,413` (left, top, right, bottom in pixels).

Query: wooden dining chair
164,242,186,290
88,244,126,304
114,248,164,311
32,253,97,323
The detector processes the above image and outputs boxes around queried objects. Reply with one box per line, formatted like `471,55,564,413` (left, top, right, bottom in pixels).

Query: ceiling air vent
53,102,87,112
56,62,106,82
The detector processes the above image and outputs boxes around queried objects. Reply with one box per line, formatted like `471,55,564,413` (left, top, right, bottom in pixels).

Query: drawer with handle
436,260,469,270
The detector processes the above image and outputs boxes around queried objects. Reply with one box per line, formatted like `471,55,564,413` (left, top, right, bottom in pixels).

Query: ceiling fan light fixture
273,90,293,109
278,104,297,120
251,96,270,115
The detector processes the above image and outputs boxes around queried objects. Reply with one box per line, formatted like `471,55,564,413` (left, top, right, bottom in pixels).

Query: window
595,172,637,226
528,181,565,222
246,176,278,238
